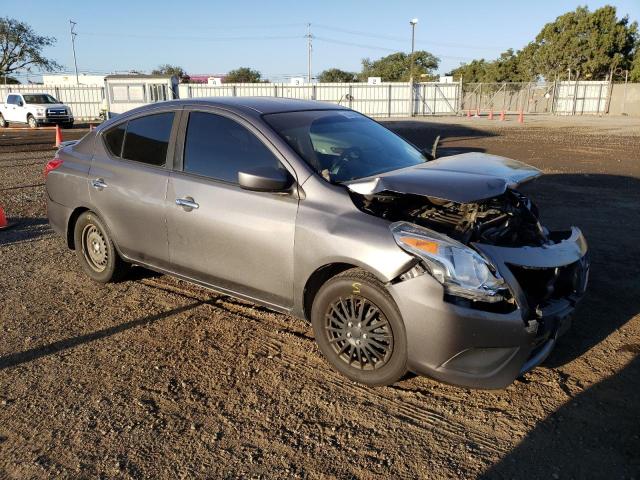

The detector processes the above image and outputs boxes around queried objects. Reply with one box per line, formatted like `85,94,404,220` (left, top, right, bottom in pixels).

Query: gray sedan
45,98,589,388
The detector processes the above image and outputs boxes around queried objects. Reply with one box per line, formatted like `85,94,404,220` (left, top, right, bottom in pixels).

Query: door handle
175,197,199,210
91,178,107,190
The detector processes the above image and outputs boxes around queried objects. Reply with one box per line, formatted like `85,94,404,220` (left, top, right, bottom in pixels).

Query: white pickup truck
0,93,74,128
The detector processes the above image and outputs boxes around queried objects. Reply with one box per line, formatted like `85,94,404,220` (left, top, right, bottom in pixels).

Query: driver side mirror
238,166,293,192
17,100,23,107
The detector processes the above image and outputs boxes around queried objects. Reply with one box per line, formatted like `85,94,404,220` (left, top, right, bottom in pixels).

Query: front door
89,110,177,268
5,95,21,122
166,110,298,308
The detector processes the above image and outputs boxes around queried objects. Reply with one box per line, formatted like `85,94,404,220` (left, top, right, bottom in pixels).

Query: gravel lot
1,117,639,479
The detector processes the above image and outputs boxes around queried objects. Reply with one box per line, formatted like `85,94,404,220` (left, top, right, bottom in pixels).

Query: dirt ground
0,117,639,479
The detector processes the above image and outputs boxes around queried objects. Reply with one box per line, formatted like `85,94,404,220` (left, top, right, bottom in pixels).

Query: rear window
104,123,126,157
103,113,174,165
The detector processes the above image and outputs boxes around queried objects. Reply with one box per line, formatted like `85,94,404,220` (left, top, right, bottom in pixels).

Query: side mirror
17,101,23,107
238,166,293,192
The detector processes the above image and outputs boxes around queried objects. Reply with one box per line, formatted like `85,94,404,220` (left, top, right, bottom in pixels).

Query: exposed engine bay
351,188,550,247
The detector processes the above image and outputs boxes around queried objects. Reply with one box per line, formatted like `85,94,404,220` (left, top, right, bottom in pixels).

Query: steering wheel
329,147,362,178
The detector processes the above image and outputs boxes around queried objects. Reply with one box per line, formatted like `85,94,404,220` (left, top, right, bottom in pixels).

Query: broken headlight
391,221,507,303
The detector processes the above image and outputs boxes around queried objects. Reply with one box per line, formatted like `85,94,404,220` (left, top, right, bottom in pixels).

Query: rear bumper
389,227,589,389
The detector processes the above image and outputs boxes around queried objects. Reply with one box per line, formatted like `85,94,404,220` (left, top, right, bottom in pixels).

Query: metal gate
178,82,461,118
553,81,609,115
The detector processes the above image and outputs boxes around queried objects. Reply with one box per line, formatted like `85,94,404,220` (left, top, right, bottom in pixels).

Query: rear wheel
0,113,7,128
73,211,130,283
27,115,38,129
311,268,407,386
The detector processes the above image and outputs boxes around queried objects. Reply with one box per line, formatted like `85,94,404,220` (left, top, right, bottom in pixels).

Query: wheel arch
302,262,393,322
66,206,90,249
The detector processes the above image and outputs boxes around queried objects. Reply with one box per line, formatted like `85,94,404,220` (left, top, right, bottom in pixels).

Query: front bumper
388,227,589,389
37,117,74,125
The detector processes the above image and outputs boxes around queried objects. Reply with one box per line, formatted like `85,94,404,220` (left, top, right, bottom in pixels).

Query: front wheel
311,268,407,386
73,211,130,283
27,115,38,129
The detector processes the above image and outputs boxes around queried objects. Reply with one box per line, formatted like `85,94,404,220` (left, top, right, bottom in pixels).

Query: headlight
391,221,507,302
36,108,45,116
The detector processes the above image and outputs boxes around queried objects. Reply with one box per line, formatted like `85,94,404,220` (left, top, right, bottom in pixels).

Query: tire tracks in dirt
139,277,510,459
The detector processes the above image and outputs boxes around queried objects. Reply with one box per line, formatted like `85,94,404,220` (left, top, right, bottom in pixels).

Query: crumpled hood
345,152,542,203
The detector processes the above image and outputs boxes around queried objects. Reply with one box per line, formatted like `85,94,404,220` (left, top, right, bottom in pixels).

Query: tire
27,115,38,129
0,113,7,128
73,211,130,283
311,268,407,386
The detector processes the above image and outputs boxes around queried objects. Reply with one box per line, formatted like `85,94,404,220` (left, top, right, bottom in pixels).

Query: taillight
44,158,63,179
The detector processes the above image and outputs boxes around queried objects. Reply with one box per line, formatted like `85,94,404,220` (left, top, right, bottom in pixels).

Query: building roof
105,74,176,80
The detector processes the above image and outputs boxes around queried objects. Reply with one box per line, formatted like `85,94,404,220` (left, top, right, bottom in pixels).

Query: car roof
171,96,348,115
97,97,349,131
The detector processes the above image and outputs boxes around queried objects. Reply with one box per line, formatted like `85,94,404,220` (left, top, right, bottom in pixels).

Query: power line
314,36,476,61
313,23,508,51
77,31,303,42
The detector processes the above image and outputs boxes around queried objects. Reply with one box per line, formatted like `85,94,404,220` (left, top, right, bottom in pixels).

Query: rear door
89,109,179,269
166,109,299,308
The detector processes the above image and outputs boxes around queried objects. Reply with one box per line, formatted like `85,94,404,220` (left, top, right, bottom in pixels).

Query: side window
122,112,174,166
183,111,282,183
7,95,17,105
104,123,126,157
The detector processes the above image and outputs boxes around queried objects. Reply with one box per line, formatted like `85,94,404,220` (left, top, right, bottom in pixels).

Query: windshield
22,94,59,104
263,110,426,182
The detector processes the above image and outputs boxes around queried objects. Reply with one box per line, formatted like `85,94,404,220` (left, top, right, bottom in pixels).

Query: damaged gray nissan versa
45,98,589,389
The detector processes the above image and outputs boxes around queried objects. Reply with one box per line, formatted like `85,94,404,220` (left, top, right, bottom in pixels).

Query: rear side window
104,123,126,157
183,111,281,183
122,112,174,166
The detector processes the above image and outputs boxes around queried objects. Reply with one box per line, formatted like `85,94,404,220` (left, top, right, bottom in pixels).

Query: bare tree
0,17,61,76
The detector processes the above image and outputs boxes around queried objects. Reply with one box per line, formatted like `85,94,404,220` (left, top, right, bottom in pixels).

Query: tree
448,47,538,83
0,75,20,84
631,49,640,82
0,17,61,77
151,64,189,82
447,59,490,83
317,68,357,83
359,51,439,82
531,6,637,80
224,67,263,83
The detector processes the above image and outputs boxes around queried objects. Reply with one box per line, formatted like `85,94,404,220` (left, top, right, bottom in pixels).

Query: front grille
508,259,587,311
46,108,69,119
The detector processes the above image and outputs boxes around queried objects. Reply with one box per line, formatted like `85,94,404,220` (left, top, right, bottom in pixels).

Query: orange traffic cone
89,123,94,131
518,110,524,124
54,124,63,148
466,109,471,118
0,204,16,231
488,109,494,120
499,110,505,121
475,108,480,117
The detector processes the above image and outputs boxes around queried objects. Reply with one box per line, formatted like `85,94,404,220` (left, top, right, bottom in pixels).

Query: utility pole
306,23,312,83
69,20,79,85
409,18,418,84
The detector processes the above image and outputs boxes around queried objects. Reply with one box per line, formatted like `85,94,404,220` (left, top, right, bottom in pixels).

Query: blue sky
5,0,640,81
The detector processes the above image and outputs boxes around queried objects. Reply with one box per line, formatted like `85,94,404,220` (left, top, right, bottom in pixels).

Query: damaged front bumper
388,227,589,389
